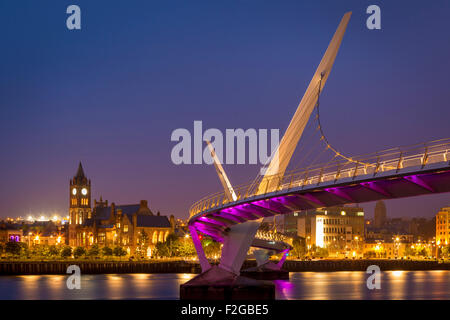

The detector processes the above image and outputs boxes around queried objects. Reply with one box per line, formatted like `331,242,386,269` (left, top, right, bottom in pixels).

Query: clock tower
69,162,92,246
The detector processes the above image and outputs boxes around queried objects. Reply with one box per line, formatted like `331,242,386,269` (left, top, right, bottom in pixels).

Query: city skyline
1,1,450,219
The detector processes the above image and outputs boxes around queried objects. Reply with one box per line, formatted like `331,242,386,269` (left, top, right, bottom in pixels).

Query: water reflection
274,271,450,300
0,271,448,300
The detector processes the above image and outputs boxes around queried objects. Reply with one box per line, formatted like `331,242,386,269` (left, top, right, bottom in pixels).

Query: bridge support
254,249,272,267
189,225,211,272
219,219,262,275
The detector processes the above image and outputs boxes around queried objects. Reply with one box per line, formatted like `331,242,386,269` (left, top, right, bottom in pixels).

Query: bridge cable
314,72,369,167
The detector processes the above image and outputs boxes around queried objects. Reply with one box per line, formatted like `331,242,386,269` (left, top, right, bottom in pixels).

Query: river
0,271,448,299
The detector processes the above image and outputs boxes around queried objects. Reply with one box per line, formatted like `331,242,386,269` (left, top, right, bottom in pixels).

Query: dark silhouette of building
374,200,387,228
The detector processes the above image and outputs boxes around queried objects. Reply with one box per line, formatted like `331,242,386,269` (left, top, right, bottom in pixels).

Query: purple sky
0,0,449,220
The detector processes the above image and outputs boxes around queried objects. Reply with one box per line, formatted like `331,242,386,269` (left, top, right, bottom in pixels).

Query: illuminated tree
60,246,72,258
87,244,100,257
138,230,149,258
73,246,86,259
101,246,113,257
202,238,221,258
48,245,59,257
113,246,127,258
291,237,306,259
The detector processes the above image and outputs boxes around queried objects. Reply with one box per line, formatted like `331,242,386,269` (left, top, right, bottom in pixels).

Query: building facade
436,207,450,247
68,163,174,256
0,223,23,244
374,200,387,228
291,206,365,256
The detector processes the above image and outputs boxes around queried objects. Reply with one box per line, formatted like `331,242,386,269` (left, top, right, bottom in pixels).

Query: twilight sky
0,0,449,220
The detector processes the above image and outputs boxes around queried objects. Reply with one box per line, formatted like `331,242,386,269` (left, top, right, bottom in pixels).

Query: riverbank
1,259,449,275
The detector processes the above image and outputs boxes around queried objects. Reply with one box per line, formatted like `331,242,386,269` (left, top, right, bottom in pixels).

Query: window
124,225,128,232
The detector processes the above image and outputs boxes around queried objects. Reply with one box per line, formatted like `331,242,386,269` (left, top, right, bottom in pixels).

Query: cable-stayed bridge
190,138,450,239
186,12,450,276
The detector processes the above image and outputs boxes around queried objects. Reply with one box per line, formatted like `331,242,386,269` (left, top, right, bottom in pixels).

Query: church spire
75,162,85,178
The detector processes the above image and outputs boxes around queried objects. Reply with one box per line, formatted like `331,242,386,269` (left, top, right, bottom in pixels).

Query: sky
0,0,449,220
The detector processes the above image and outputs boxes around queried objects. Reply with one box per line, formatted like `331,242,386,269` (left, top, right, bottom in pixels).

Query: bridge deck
188,139,450,241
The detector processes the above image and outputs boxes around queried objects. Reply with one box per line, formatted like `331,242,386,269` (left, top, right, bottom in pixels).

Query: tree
417,247,429,257
291,237,306,259
138,230,149,258
440,245,449,258
48,245,59,257
166,233,182,257
73,246,86,259
315,247,329,258
87,244,100,257
113,246,127,258
101,246,113,257
404,246,415,257
60,246,72,258
202,238,221,258
5,242,21,256
177,237,196,257
154,242,170,258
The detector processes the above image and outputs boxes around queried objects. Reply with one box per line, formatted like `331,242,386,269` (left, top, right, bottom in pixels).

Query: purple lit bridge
188,139,450,270
185,12,450,277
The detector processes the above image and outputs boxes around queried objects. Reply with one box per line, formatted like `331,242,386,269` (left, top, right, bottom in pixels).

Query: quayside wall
0,259,448,275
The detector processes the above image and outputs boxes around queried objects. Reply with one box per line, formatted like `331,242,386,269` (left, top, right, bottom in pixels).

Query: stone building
68,162,174,256
0,222,23,244
436,206,450,247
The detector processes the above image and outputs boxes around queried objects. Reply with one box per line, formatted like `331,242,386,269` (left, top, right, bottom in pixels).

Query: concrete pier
180,266,275,300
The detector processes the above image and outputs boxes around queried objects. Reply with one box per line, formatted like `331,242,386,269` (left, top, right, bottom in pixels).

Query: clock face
81,188,87,195
72,188,77,195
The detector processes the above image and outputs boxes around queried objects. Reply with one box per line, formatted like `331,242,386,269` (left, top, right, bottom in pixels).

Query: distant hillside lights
171,121,279,172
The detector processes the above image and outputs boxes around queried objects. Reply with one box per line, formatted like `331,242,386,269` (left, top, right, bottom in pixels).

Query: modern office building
284,206,365,256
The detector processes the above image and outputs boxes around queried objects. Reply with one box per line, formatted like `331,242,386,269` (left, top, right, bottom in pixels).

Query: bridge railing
189,138,450,218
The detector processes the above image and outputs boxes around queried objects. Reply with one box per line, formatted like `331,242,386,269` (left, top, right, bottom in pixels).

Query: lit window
124,225,128,232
